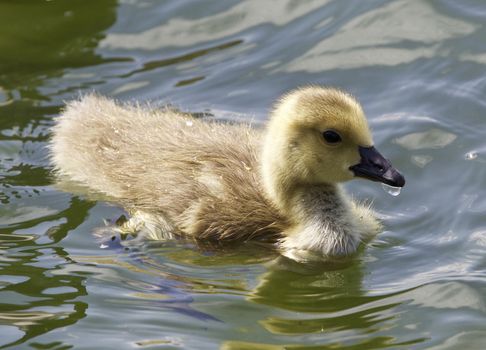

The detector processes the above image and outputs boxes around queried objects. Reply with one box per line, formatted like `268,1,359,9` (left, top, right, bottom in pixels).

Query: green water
1,0,486,349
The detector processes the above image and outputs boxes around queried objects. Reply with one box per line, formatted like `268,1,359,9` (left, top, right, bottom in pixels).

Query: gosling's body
50,87,403,258
52,95,288,241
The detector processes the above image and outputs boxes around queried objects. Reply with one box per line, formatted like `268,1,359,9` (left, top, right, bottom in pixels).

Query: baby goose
50,86,404,259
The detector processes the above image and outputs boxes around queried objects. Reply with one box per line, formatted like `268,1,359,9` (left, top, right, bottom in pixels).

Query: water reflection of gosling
50,86,404,261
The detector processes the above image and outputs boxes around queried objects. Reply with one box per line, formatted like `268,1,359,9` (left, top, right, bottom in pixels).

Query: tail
49,94,126,197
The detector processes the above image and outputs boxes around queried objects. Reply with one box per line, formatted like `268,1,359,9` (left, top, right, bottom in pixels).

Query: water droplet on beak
382,183,401,196
465,151,477,160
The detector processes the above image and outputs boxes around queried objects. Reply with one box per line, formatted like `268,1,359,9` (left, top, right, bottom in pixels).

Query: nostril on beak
371,159,387,173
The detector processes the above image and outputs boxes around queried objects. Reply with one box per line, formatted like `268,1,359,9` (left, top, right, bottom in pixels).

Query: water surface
1,0,486,349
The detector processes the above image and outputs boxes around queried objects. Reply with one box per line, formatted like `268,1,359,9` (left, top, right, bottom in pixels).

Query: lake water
1,0,486,349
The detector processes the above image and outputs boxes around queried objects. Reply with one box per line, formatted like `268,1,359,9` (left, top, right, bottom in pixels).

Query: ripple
42,286,79,295
284,0,477,72
0,325,24,347
134,338,183,348
0,233,37,243
408,282,485,311
428,330,486,349
0,291,47,306
101,0,327,50
0,86,14,107
0,206,59,227
394,128,457,150
411,154,433,168
112,81,150,95
0,275,29,286
117,39,243,79
0,310,69,326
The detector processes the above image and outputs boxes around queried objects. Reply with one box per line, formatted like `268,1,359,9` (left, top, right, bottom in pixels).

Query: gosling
50,86,405,260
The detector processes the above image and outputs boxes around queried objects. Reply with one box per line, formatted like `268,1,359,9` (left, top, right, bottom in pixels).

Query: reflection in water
0,0,118,72
221,338,424,350
101,0,329,50
74,248,224,323
83,242,425,349
410,155,433,168
0,198,93,348
283,0,477,72
118,39,243,79
238,257,426,348
0,0,118,348
394,128,457,151
0,0,122,103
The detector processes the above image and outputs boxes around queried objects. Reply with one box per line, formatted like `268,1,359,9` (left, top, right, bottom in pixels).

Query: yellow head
261,86,404,205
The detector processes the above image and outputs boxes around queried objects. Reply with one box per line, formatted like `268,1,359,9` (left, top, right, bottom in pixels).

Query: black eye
322,130,342,144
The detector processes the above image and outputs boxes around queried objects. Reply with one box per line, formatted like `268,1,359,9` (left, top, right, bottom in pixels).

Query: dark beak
349,146,405,187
